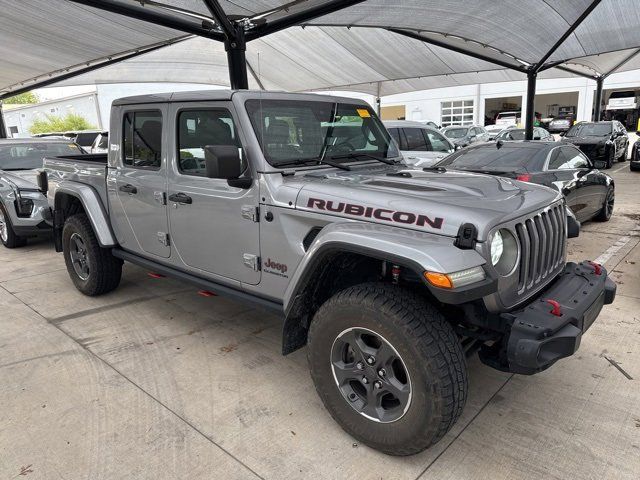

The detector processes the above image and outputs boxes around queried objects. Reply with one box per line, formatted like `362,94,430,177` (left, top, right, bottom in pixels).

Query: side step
111,249,284,316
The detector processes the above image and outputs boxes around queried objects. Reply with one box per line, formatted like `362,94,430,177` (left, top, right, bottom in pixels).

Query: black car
494,127,554,142
560,121,628,169
437,141,614,223
631,132,640,172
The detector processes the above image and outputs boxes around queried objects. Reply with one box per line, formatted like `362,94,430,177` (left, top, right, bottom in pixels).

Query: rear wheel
307,283,467,456
595,186,614,221
62,213,122,295
606,147,615,169
0,203,27,249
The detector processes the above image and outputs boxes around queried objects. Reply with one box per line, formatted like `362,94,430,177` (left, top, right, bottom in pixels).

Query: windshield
0,142,82,170
438,145,533,171
496,130,525,141
566,123,611,137
443,128,468,139
245,99,399,167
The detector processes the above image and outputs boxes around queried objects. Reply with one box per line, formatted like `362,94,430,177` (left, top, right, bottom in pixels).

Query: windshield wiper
272,157,351,171
330,152,398,165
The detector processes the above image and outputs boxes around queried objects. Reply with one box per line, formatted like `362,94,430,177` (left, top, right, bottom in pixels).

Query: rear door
166,103,261,285
111,106,170,258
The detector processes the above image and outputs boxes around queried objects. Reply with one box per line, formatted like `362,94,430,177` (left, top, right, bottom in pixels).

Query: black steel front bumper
491,261,616,375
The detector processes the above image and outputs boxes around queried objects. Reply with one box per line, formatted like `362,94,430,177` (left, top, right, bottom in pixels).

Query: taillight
516,174,532,182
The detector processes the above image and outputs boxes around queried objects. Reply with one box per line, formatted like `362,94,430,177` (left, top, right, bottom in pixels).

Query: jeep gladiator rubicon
41,90,616,456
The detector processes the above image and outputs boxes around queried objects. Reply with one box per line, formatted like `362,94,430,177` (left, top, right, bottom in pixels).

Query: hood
0,169,39,189
562,136,607,146
292,165,560,241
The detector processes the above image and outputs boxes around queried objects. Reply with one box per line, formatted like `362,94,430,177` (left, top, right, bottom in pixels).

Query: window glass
123,111,162,169
425,130,451,152
548,147,590,170
245,100,398,166
0,142,82,170
177,109,241,176
565,122,611,137
438,145,534,171
403,128,429,150
388,128,403,149
440,100,474,127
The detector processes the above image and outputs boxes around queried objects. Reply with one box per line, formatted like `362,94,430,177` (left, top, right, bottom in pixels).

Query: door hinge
243,253,260,271
241,205,259,222
157,232,170,246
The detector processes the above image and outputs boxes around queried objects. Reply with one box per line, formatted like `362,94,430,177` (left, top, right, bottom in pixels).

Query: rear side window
403,128,429,151
177,109,241,176
425,130,451,152
388,128,403,149
548,147,590,170
123,111,162,169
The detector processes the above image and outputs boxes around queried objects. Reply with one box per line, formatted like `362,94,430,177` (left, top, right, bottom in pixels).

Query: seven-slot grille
514,203,567,294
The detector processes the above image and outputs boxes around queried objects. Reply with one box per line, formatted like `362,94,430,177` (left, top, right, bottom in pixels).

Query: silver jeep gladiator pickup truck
41,90,616,456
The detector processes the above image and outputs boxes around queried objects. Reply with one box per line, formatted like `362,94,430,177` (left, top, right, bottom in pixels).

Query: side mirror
204,145,251,188
594,160,607,169
36,170,48,194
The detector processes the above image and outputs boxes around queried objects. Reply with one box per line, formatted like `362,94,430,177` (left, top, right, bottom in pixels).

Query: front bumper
482,261,615,375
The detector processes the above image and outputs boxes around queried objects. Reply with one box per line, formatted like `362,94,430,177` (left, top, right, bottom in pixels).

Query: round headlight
491,229,519,276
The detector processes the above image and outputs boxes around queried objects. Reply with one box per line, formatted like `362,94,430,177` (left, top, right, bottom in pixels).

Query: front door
112,106,170,258
166,103,261,285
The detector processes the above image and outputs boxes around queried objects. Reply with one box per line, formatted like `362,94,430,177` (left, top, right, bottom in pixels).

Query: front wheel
62,213,122,296
307,283,468,456
595,186,614,222
0,203,27,249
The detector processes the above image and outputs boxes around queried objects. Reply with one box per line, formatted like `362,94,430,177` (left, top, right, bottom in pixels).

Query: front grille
514,203,567,294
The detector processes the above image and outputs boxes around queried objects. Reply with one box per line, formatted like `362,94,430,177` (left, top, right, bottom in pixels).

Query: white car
383,120,455,167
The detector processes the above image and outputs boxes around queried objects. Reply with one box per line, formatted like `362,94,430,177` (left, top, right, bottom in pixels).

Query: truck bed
43,154,110,209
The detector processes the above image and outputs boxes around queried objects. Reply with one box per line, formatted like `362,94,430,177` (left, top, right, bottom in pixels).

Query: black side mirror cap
227,177,253,189
36,170,48,194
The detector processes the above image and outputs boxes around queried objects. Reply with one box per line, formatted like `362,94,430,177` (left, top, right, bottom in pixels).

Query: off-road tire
62,213,122,296
307,283,467,456
595,186,614,222
0,203,27,249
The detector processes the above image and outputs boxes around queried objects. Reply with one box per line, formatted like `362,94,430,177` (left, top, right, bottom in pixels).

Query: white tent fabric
1,0,640,98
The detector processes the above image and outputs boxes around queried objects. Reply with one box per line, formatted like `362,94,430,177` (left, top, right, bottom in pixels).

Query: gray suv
41,90,615,456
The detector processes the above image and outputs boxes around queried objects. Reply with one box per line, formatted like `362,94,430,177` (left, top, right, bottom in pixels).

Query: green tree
4,91,38,104
30,113,95,135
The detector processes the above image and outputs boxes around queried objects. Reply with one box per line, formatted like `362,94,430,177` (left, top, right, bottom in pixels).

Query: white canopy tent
1,0,640,138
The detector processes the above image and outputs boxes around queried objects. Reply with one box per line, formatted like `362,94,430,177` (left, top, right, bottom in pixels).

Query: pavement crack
603,355,634,380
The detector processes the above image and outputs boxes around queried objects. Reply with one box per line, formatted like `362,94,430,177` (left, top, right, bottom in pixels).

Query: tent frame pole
524,70,537,140
0,103,7,139
593,77,604,122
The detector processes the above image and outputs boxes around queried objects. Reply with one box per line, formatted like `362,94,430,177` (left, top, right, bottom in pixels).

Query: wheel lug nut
366,356,375,365
378,369,386,377
362,376,369,384
374,381,382,389
356,362,364,370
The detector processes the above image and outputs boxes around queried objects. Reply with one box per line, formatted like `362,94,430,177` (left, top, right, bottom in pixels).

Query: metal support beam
593,76,604,122
603,48,640,77
0,103,7,139
226,28,248,89
67,0,224,41
524,70,537,140
202,0,236,39
0,36,192,101
388,28,528,73
245,0,366,41
533,0,602,72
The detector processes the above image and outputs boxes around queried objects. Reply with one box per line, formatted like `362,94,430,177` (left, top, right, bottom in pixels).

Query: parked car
0,138,83,248
484,124,510,140
441,125,489,147
42,90,614,456
90,131,109,154
630,132,640,171
548,116,573,133
384,120,454,167
63,130,102,152
437,141,615,223
494,110,541,127
560,121,628,169
494,127,554,142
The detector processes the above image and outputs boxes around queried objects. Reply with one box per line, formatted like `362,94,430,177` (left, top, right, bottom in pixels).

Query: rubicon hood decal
307,197,443,229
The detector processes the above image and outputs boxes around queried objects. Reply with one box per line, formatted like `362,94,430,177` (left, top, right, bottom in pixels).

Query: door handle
168,192,192,205
119,184,137,194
